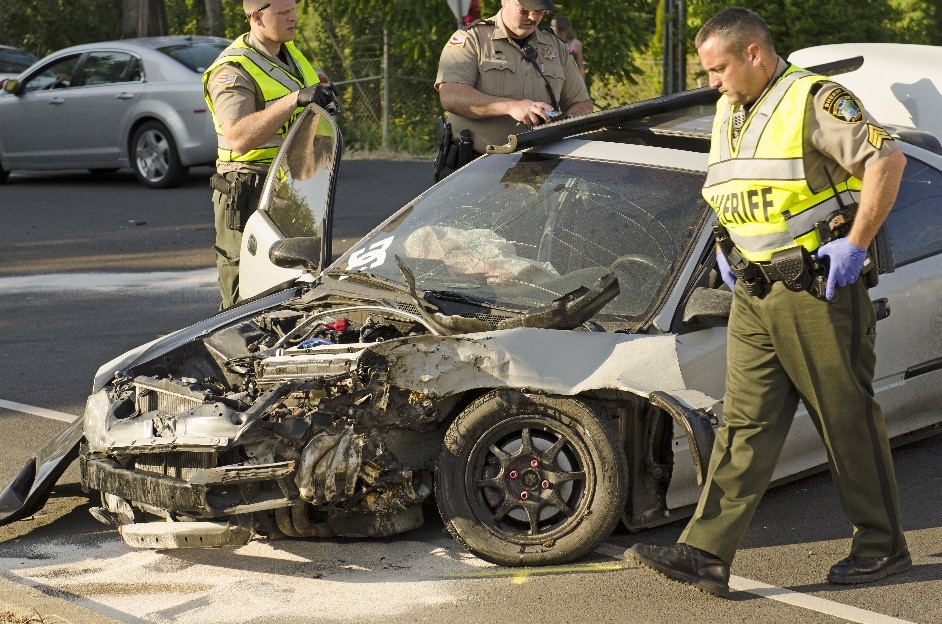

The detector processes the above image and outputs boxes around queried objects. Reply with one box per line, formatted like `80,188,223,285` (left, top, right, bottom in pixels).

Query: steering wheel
609,253,670,293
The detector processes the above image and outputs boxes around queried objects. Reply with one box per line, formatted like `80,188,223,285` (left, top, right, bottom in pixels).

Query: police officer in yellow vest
203,0,337,309
627,8,910,597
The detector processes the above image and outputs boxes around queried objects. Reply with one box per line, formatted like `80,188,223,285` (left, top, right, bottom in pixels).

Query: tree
0,0,122,56
122,0,168,38
204,0,225,37
685,0,902,58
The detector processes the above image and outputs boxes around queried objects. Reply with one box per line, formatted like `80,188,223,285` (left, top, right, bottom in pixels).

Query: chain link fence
297,26,703,157
298,29,439,157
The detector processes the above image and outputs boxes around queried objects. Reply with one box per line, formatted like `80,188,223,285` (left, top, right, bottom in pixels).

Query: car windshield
156,41,228,72
330,152,708,320
0,48,36,73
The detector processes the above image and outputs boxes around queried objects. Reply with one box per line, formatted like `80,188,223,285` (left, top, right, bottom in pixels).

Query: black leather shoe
626,543,730,598
827,549,912,584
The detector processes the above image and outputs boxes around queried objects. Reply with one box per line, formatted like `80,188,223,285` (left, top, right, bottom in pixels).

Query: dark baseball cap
517,0,555,10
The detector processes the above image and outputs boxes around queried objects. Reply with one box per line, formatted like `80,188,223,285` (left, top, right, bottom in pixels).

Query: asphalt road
0,163,940,624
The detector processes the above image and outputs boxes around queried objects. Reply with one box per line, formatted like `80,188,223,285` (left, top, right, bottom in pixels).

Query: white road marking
0,399,78,423
0,269,216,293
596,544,916,624
729,575,917,624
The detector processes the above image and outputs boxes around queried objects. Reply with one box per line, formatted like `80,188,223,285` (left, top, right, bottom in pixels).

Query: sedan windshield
157,41,229,73
332,153,707,320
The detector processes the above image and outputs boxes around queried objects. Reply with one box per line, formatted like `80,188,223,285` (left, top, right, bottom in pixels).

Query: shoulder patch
822,87,863,123
448,33,467,47
867,124,894,150
215,74,237,87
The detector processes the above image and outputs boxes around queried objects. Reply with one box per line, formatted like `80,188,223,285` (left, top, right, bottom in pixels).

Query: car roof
41,35,229,57
788,43,942,142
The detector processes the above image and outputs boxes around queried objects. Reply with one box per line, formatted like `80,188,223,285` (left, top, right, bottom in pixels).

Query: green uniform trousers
212,188,242,310
680,279,906,564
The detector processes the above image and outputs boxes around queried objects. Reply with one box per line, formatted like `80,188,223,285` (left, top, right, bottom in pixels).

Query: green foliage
685,0,904,58
0,0,122,57
164,0,250,38
892,0,942,46
4,0,942,155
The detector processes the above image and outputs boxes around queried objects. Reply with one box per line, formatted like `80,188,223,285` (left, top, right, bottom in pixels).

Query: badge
541,48,555,61
448,33,467,47
216,74,236,87
823,87,863,123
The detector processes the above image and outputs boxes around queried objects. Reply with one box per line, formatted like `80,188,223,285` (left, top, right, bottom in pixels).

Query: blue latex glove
816,238,868,301
715,249,736,291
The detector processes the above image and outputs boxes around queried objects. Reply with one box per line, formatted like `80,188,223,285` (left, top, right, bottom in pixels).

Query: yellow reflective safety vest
702,65,862,262
203,35,320,165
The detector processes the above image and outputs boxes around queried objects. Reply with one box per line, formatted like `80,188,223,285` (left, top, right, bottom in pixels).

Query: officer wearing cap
434,0,592,164
626,7,910,598
203,0,337,309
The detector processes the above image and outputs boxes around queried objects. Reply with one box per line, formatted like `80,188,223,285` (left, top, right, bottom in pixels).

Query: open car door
239,104,342,300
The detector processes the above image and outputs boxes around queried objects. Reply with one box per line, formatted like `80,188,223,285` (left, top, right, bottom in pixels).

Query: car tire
131,121,188,189
436,389,628,566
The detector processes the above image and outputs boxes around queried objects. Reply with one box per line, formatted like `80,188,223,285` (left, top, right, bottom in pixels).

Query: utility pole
662,0,686,96
446,0,471,30
382,29,391,151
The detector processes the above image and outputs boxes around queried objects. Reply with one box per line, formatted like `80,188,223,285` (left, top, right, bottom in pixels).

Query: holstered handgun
433,116,454,181
211,172,264,232
713,222,767,297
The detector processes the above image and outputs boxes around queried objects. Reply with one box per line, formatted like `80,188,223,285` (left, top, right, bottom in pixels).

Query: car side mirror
269,236,322,271
682,287,732,326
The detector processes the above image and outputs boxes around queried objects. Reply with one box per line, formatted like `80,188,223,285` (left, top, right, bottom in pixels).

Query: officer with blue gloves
629,7,910,598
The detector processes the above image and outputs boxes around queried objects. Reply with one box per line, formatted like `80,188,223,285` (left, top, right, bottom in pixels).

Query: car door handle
48,98,64,105
116,92,135,100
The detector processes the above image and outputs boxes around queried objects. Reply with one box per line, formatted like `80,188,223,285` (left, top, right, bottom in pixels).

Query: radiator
135,377,206,416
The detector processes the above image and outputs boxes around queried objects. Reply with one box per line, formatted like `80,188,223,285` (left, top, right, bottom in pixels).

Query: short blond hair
243,0,267,15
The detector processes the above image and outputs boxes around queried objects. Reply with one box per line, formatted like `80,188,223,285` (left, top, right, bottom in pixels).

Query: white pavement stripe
0,269,216,294
0,399,78,423
596,544,915,624
729,576,917,624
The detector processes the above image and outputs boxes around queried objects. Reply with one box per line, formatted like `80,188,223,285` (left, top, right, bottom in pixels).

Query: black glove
297,83,340,115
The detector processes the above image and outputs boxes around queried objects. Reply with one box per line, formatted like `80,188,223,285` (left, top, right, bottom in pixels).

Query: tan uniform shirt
205,33,302,175
435,11,590,153
765,58,900,192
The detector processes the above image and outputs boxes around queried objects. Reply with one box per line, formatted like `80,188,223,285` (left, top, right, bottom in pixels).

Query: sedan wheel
131,121,187,189
436,390,628,566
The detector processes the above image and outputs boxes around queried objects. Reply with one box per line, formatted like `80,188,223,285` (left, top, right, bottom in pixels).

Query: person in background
203,0,338,309
433,0,592,179
462,0,481,26
550,14,584,76
625,6,910,598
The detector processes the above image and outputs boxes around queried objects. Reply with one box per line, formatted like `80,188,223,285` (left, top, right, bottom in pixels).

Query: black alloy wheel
436,390,628,566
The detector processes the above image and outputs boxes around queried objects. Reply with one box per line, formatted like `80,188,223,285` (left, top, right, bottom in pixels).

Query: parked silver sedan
0,36,228,188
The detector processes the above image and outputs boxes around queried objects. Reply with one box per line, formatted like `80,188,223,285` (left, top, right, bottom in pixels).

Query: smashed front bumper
80,454,298,518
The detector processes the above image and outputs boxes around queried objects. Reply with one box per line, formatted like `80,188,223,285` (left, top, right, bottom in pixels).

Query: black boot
827,549,912,584
626,543,730,598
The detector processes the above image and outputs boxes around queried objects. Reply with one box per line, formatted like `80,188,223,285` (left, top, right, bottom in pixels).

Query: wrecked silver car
3,45,942,566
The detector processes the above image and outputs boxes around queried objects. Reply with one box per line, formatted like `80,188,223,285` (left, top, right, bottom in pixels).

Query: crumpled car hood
364,327,718,411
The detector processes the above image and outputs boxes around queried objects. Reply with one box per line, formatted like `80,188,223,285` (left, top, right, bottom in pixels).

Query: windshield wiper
324,268,408,293
396,256,620,336
422,288,516,311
